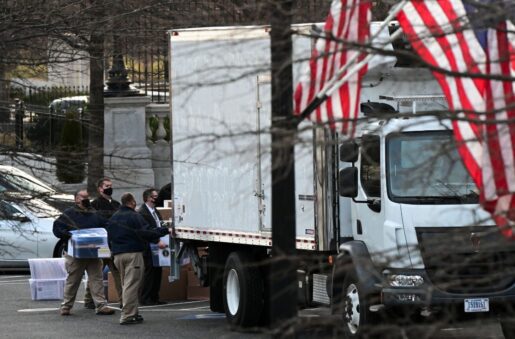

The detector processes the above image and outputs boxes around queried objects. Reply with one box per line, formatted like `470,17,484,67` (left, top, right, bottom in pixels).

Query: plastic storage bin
29,278,66,300
68,228,110,259
28,258,66,280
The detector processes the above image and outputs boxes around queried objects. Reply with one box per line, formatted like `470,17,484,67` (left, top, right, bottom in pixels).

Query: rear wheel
223,251,264,328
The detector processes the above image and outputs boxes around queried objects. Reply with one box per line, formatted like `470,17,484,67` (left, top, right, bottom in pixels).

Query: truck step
312,274,330,305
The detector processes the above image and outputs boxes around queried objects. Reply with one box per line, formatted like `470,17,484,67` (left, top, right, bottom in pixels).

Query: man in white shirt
137,188,167,305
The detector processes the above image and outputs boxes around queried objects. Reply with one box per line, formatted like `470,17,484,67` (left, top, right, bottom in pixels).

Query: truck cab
332,68,515,338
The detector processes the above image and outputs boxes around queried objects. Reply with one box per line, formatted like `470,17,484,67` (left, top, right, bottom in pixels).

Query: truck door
256,74,271,230
354,135,387,255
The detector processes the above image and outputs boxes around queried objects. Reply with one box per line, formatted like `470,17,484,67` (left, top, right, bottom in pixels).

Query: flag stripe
398,0,515,236
294,0,371,137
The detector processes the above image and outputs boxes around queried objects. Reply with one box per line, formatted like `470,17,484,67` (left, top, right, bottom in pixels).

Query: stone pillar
104,96,154,204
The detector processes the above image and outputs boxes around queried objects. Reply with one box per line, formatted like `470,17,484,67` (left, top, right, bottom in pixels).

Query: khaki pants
84,258,123,304
61,255,107,311
114,252,144,322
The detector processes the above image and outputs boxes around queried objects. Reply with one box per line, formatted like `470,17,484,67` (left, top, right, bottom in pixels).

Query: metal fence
0,84,89,150
120,0,330,103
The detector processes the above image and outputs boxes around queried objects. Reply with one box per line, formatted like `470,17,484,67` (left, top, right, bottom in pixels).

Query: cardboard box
186,269,209,300
29,278,65,300
108,267,189,302
159,267,187,301
107,272,120,303
156,207,171,222
68,228,110,259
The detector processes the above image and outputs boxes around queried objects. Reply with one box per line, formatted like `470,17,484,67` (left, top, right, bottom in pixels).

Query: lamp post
104,33,141,97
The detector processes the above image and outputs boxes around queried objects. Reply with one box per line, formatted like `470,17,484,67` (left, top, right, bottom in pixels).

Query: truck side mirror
340,141,358,163
339,167,358,198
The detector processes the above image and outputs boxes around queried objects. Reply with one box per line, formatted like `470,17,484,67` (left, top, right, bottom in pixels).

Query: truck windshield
386,131,479,204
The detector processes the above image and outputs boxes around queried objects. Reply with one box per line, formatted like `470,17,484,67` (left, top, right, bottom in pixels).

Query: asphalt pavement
0,273,506,339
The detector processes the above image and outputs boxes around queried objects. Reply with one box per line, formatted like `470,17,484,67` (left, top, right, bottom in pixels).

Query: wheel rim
344,283,360,334
226,269,240,316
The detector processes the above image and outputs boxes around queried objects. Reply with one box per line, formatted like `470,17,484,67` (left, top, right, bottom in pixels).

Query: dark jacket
137,204,163,257
138,204,163,230
91,196,121,219
52,205,107,252
107,206,168,255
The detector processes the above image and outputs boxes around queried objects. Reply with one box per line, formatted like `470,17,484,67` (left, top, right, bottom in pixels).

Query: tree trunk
0,64,10,123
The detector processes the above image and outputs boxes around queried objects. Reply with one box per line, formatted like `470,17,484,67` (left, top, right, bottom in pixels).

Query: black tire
53,240,66,258
338,270,378,338
501,319,515,339
223,251,264,328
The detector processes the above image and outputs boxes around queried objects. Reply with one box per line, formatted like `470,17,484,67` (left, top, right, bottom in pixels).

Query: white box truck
167,24,515,337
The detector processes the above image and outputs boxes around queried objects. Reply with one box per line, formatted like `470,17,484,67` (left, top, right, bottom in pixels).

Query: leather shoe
120,315,143,325
60,307,71,316
96,306,115,315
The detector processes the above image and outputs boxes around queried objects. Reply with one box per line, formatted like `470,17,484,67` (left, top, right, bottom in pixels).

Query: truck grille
416,226,515,294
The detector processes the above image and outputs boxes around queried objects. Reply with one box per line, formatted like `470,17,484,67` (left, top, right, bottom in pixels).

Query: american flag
397,0,515,236
293,0,371,136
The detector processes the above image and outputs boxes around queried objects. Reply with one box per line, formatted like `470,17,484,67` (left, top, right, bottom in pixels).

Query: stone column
104,96,154,203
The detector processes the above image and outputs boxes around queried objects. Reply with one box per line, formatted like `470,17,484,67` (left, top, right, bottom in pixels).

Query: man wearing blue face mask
83,178,123,309
52,189,115,316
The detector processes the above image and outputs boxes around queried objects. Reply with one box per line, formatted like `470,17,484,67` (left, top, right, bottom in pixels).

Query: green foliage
55,110,86,184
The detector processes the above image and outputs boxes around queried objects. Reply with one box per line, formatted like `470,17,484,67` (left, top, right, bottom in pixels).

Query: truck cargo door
256,74,271,231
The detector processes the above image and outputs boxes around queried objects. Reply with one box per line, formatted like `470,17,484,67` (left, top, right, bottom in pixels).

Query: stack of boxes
28,258,67,300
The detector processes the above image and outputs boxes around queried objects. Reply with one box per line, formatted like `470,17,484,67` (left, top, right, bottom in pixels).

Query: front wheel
223,251,264,328
53,240,66,258
501,319,515,339
339,270,379,338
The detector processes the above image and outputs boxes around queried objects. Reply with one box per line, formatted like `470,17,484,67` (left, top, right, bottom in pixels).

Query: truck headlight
388,274,424,287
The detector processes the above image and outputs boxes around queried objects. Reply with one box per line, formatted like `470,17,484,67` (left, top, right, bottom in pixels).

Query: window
360,135,381,198
386,131,478,204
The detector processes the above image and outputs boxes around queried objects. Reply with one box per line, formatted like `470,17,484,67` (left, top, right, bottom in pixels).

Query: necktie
152,210,160,228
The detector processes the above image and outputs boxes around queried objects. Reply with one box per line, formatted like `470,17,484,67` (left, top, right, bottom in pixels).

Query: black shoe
84,301,95,309
120,316,143,325
140,300,155,306
155,300,167,305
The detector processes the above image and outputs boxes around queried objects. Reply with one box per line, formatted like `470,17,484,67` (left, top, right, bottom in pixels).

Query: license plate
464,298,489,313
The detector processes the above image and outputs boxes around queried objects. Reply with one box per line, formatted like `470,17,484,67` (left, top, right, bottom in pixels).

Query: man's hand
157,240,167,249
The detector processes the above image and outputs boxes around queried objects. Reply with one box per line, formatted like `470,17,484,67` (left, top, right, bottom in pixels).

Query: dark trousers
140,255,162,303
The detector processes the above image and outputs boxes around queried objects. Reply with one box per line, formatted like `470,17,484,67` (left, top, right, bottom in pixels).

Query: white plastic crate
29,278,66,300
28,258,66,280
